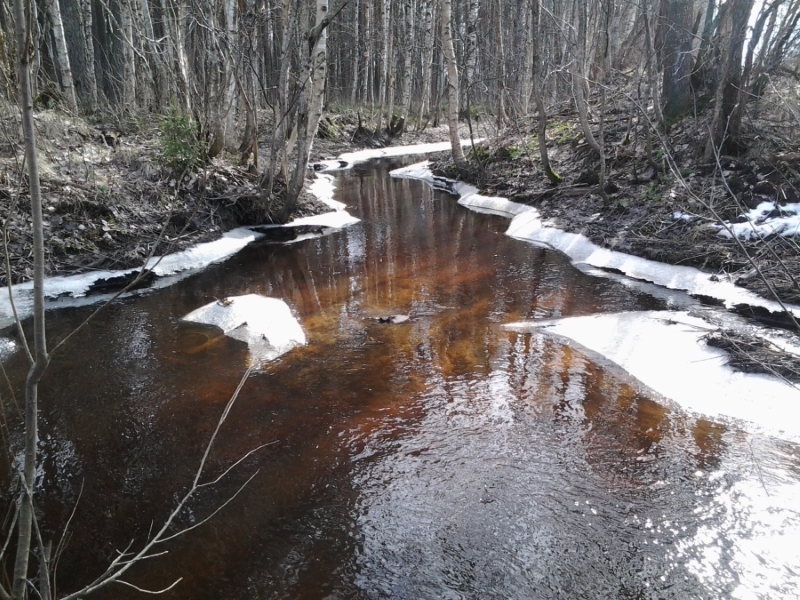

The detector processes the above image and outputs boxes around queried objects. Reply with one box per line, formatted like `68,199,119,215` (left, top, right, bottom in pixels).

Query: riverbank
433,81,800,314
0,108,458,287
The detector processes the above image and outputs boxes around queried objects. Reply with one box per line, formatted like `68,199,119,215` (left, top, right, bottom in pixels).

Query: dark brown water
2,160,799,599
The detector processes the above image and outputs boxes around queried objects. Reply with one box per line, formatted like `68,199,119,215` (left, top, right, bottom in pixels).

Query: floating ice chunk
505,311,800,442
182,294,305,364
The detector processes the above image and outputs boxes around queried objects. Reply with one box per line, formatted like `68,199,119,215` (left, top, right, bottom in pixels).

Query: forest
0,0,799,297
2,0,800,598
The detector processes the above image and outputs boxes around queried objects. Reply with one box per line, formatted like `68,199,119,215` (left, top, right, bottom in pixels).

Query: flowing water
2,160,799,599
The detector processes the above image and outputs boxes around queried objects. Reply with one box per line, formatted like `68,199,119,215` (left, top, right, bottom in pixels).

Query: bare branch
115,577,183,595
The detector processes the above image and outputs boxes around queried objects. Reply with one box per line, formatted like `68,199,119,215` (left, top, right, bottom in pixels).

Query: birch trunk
80,0,98,111
386,1,396,123
287,0,331,218
399,0,415,128
140,0,169,110
45,0,77,111
416,0,435,128
264,0,296,190
464,0,478,107
531,0,559,183
376,0,390,132
440,0,465,165
164,0,191,112
494,0,507,122
306,0,329,144
222,0,238,149
120,0,136,109
571,0,602,156
520,0,533,115
350,0,360,103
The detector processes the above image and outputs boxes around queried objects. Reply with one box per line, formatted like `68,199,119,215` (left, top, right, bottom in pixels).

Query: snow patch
0,337,15,362
716,201,800,240
182,294,306,364
505,311,800,442
391,162,800,316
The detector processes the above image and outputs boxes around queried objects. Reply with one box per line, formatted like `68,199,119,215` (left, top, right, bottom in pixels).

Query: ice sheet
182,294,306,364
391,163,800,316
505,311,800,442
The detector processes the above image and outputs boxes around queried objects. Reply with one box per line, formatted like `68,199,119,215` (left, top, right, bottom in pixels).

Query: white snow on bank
715,200,800,240
391,162,800,317
146,227,261,276
182,294,305,364
314,140,480,172
505,311,800,442
0,171,359,331
0,227,263,330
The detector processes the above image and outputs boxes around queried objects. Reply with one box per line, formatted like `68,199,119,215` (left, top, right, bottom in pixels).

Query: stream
2,159,799,599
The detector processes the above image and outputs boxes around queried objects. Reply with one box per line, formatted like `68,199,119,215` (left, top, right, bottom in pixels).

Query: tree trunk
164,0,191,113
264,0,296,193
704,0,754,159
440,0,465,165
80,0,98,111
531,0,559,183
416,0,435,128
120,0,136,109
350,0,360,104
571,0,603,157
306,0,329,144
12,0,50,597
45,0,78,111
494,0,507,123
660,0,694,121
464,0,478,107
376,0,391,132
360,0,371,105
222,0,238,149
520,0,533,115
691,0,717,92
399,0,415,130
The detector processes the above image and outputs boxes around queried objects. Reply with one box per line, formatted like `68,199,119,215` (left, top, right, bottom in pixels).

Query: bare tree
44,0,77,111
441,0,465,166
661,0,695,121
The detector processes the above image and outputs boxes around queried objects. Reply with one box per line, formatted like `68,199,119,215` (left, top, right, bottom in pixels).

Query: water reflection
0,160,797,599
